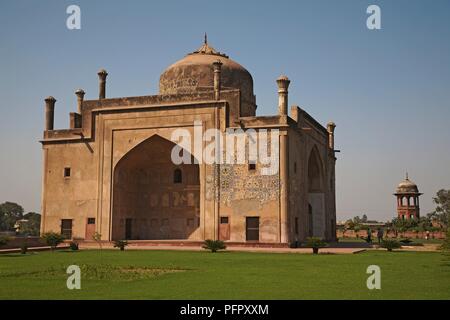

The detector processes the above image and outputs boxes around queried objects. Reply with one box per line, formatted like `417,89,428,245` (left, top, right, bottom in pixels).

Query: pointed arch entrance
111,135,200,240
307,145,326,238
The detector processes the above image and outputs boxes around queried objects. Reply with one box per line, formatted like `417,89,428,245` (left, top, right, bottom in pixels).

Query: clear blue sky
1,0,449,221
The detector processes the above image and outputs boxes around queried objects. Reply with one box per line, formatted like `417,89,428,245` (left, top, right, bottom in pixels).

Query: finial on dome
189,35,229,58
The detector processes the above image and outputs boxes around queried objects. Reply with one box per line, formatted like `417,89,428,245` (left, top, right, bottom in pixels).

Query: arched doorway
307,145,325,238
112,135,200,240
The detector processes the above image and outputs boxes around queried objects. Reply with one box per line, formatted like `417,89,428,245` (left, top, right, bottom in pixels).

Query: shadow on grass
0,252,38,258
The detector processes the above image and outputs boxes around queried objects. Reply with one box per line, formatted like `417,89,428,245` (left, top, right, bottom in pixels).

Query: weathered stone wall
41,92,336,244
218,163,280,242
42,99,224,241
288,106,337,242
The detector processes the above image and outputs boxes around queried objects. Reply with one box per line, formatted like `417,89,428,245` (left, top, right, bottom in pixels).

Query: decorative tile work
218,164,279,207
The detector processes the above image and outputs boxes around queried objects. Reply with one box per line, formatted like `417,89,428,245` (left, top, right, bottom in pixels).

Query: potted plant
202,239,226,253
69,241,79,251
113,240,129,251
305,237,327,254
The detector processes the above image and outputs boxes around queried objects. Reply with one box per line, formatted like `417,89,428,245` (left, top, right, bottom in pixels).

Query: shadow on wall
112,135,200,240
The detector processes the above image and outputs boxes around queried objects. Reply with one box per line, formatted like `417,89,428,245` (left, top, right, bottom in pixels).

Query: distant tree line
0,201,41,236
342,189,450,237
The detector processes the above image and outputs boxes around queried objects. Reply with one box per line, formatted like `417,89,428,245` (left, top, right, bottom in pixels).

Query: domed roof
159,37,254,102
396,174,419,194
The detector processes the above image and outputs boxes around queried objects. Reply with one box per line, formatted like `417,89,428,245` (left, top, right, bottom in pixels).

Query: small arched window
174,168,182,184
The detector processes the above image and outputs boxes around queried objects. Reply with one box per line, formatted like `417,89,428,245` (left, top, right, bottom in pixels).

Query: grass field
0,249,449,299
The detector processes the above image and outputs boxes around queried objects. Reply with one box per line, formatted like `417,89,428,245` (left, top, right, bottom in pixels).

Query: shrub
0,236,10,247
69,241,79,251
305,237,327,254
364,236,373,243
381,239,402,252
202,239,226,253
399,238,413,245
41,232,65,251
407,242,424,247
20,241,28,254
113,240,129,251
440,228,450,251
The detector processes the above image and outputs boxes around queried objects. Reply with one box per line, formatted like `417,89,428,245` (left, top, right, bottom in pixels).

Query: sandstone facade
40,39,337,244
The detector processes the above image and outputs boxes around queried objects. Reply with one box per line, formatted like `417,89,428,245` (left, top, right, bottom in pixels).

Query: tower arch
111,135,200,240
307,145,326,238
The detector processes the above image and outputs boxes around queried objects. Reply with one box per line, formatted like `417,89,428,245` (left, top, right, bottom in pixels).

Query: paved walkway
1,242,440,255
79,242,366,254
368,243,441,252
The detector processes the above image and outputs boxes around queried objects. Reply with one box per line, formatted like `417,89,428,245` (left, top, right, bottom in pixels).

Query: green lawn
0,249,449,299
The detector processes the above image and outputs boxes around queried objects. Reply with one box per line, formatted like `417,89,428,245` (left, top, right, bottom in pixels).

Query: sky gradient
1,0,449,221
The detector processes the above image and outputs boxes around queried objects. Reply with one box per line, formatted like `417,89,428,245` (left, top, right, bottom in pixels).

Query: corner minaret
212,60,222,100
44,96,56,131
97,69,108,99
276,75,290,116
327,122,336,150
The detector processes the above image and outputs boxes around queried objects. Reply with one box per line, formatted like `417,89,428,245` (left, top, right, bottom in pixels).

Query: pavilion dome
159,37,255,107
396,174,419,194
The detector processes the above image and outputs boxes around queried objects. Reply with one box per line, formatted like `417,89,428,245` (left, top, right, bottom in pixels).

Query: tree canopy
429,189,450,228
0,202,41,235
0,201,24,231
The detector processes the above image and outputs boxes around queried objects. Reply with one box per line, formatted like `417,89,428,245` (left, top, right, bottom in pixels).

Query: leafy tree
354,225,361,238
41,232,65,251
20,212,41,236
93,232,103,250
0,202,24,231
353,216,362,224
429,189,450,229
440,228,450,251
361,214,368,223
345,219,355,230
92,232,104,263
417,216,433,232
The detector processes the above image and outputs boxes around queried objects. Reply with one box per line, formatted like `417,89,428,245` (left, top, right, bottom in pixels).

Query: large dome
396,174,419,194
159,38,256,114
